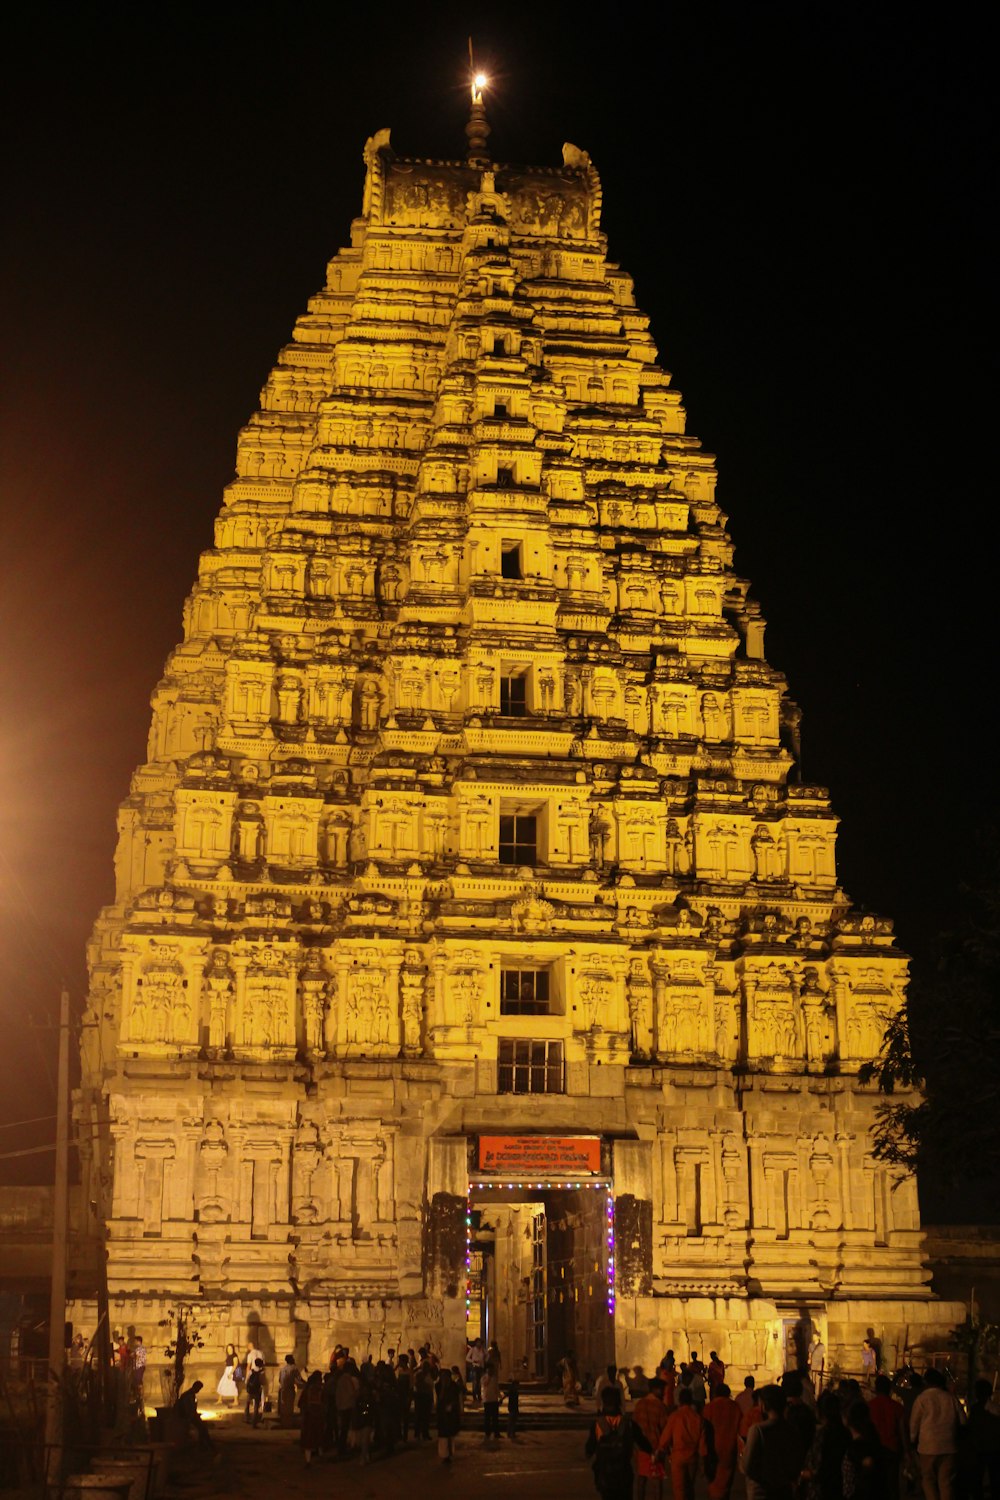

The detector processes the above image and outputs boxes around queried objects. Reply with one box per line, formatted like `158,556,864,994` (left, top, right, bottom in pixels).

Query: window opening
494,401,508,418
499,673,527,716
497,466,514,488
500,542,523,580
685,1162,703,1237
500,968,550,1015
499,812,537,866
497,1039,564,1094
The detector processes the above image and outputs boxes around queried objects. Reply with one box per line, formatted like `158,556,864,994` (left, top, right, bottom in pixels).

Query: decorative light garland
606,1189,616,1315
465,1188,473,1327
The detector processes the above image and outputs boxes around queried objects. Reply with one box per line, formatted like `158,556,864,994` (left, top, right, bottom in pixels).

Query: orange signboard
478,1136,602,1176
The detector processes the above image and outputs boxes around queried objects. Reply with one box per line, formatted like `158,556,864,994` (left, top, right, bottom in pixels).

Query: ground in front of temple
167,1401,733,1500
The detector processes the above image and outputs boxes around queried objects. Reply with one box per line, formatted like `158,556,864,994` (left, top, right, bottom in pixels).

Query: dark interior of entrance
469,1186,614,1384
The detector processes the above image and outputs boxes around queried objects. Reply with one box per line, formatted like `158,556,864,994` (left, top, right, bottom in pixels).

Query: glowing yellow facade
78,124,958,1378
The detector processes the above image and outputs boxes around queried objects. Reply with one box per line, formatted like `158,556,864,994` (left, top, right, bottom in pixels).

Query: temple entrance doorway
468,1181,614,1384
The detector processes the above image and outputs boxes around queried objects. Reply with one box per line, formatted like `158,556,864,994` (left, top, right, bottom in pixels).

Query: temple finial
466,40,491,166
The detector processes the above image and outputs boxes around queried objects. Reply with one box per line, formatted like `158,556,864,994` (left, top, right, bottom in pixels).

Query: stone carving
204,949,233,1055
240,952,294,1056
299,955,328,1058
400,950,425,1056
578,970,613,1029
510,888,554,934
197,1119,229,1223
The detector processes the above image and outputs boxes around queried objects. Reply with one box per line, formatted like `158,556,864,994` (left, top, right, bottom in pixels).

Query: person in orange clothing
656,1352,678,1410
704,1383,743,1500
634,1379,671,1500
657,1386,704,1500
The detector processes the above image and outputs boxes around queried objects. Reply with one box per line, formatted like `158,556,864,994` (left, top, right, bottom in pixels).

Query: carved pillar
651,959,668,1058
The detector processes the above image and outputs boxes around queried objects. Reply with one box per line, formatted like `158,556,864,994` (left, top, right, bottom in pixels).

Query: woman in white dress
217,1343,240,1404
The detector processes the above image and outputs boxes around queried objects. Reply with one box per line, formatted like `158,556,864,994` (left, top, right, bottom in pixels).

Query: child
506,1378,520,1440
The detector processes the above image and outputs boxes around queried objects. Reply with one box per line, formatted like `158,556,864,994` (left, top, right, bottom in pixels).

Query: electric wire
0,1113,58,1131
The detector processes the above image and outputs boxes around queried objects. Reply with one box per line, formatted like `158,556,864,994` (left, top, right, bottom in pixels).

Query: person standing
869,1374,908,1500
736,1377,758,1429
633,1378,670,1500
809,1334,827,1393
132,1336,147,1398
843,1399,886,1500
910,1368,963,1500
862,1341,878,1388
657,1388,705,1500
395,1353,413,1441
741,1385,802,1500
966,1379,1000,1500
298,1371,325,1465
468,1336,485,1402
586,1385,651,1500
660,1356,678,1411
802,1390,850,1500
436,1366,462,1462
245,1358,266,1427
595,1364,629,1410
217,1344,239,1405
277,1354,304,1426
558,1351,581,1407
334,1357,359,1455
782,1371,818,1469
350,1378,375,1465
506,1377,520,1440
708,1353,726,1397
704,1383,742,1500
413,1358,435,1444
482,1360,501,1441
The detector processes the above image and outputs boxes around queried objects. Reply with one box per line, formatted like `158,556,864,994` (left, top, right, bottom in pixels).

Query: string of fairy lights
465,1179,616,1328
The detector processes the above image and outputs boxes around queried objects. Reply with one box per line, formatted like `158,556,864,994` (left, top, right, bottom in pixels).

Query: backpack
592,1415,632,1493
247,1369,262,1397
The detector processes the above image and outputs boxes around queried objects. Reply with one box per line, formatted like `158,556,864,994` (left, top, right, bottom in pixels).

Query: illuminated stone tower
78,102,957,1378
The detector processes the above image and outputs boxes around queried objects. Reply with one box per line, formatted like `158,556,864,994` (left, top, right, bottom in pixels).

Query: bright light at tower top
471,72,488,102
474,72,488,90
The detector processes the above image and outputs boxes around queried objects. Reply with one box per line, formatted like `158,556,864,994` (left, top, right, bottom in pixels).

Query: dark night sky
0,5,993,1188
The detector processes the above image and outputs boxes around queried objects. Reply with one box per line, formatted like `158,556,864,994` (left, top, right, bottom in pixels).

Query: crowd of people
207,1337,520,1464
159,1332,1000,1497
67,1329,148,1395
582,1351,1000,1500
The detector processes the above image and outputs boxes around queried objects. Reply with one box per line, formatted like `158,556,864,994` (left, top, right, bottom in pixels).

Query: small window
497,466,514,488
500,542,522,579
499,673,527,716
494,401,508,419
497,1039,564,1094
499,812,537,866
500,968,550,1015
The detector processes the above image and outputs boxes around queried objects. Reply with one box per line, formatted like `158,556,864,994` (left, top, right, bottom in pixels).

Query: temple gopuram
75,90,960,1380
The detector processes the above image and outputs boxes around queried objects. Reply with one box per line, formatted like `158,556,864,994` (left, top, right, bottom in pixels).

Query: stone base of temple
69,1289,965,1396
68,1292,469,1397
617,1294,967,1382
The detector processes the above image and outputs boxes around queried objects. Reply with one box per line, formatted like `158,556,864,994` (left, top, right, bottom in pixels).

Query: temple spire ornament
465,49,491,164
75,108,963,1387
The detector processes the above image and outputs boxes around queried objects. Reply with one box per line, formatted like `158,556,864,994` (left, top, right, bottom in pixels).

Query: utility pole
44,986,71,1473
